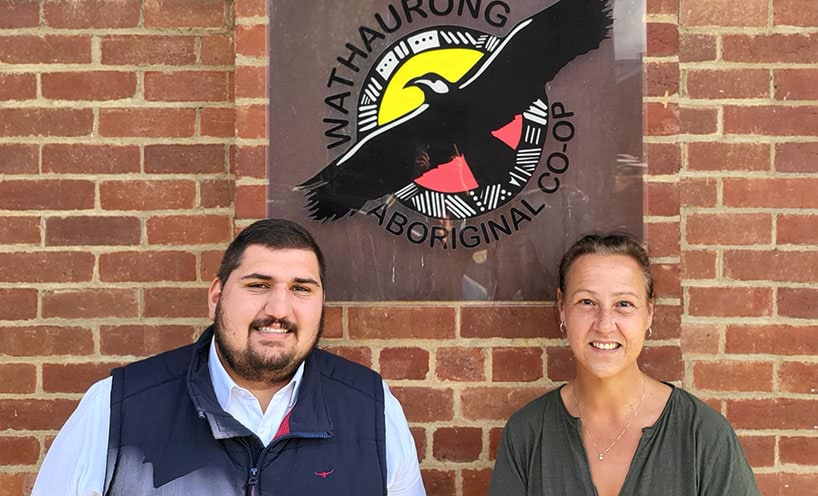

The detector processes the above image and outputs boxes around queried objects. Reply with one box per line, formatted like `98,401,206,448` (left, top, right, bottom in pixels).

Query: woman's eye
617,301,635,308
579,299,594,306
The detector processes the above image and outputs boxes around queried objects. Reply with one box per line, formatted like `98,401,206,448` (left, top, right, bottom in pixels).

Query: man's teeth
591,342,619,350
256,326,288,334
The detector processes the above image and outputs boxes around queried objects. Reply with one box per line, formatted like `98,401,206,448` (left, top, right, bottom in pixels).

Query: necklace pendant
598,453,604,461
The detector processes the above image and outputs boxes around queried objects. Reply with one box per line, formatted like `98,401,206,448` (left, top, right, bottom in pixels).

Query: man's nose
263,287,290,317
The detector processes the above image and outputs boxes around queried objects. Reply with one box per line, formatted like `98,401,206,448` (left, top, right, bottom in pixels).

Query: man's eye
292,285,311,292
247,283,268,289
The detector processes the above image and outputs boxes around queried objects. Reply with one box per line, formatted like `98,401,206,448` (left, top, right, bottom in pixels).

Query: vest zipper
247,467,258,496
244,431,332,495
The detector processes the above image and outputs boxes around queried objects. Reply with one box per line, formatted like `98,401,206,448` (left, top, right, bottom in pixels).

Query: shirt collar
207,336,304,412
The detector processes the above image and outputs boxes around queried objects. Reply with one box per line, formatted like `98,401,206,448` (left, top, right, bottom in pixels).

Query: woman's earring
648,327,653,338
560,321,566,335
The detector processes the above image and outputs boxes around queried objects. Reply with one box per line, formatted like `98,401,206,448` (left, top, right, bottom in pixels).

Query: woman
490,233,759,495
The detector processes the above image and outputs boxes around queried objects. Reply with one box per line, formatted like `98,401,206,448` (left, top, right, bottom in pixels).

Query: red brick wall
0,0,816,494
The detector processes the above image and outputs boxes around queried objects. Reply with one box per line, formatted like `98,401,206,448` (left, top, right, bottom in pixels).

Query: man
33,219,426,495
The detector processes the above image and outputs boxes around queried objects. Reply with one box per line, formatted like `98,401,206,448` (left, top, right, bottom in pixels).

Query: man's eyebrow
239,274,320,286
293,277,320,286
239,273,272,281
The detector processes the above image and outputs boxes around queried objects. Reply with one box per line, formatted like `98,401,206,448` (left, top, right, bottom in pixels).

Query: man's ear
207,278,222,320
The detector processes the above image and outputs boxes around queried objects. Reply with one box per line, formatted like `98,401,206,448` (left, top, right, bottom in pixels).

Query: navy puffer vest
104,327,387,495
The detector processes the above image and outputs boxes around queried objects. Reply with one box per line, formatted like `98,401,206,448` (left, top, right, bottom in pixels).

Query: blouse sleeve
697,413,761,496
489,422,530,496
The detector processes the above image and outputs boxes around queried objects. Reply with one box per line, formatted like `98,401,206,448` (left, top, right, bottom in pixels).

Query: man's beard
213,301,323,385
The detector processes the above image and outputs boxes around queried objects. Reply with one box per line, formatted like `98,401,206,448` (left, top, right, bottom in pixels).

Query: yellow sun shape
378,48,484,126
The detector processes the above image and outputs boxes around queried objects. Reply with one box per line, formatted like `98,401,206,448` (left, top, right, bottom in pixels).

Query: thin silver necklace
574,374,646,462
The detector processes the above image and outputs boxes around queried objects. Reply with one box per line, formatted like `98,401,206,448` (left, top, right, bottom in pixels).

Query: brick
45,216,141,246
547,346,574,381
726,325,818,355
235,65,267,99
775,69,818,100
461,305,558,339
436,347,484,381
0,252,94,283
43,144,140,174
411,427,426,462
433,427,482,462
0,364,36,394
0,216,41,244
727,398,818,429
42,362,121,393
323,346,371,367
0,73,36,101
461,387,543,420
144,144,226,174
639,346,683,381
725,105,818,136
0,437,39,465
0,399,77,430
236,24,267,57
235,0,265,16
145,71,229,102
201,179,233,208
391,387,454,422
199,250,225,283
234,184,266,219
778,362,818,394
0,326,93,356
681,250,716,279
143,287,208,318
646,102,679,136
774,0,818,26
680,106,717,134
100,251,196,282
0,289,37,320
421,470,455,496
102,35,196,65
647,0,678,15
646,182,679,216
685,213,771,246
489,427,503,460
0,179,94,210
680,323,719,354
201,34,234,66
687,142,770,172
725,250,818,283
646,222,679,259
681,0,767,26
237,104,267,139
757,473,818,495
652,304,682,339
0,144,37,174
144,0,225,27
42,72,136,101
42,289,138,319
646,23,678,57
686,69,768,99
0,108,93,137
100,108,195,138
379,347,429,380
652,263,680,298
0,35,90,64
724,34,818,64
201,108,235,137
0,0,39,28
776,142,818,173
724,178,818,208
688,287,772,317
780,437,818,465
0,473,36,496
100,180,196,211
43,0,140,28
692,361,773,392
100,325,195,356
348,306,455,339
492,347,543,382
680,33,717,62
230,145,267,178
738,436,775,468
645,143,680,175
463,469,493,496
680,177,717,208
778,288,818,319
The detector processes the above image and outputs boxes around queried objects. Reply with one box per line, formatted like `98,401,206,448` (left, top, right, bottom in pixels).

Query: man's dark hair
217,218,326,285
558,231,654,299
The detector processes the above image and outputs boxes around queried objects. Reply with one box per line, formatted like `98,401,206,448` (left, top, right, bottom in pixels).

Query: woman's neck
573,366,646,417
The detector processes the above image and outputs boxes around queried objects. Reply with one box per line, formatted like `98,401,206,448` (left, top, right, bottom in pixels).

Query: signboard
268,0,645,300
